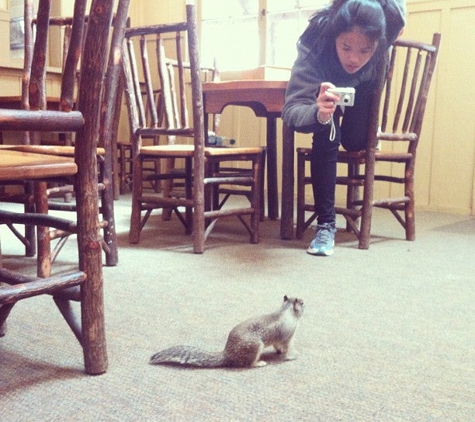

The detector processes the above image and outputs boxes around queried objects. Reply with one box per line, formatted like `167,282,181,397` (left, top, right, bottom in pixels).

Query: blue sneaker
307,223,336,256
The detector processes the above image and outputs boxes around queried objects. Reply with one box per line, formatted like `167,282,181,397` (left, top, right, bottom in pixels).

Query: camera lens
343,95,349,104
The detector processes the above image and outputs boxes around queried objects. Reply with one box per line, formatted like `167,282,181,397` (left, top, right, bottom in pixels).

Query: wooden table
202,80,295,238
203,79,294,239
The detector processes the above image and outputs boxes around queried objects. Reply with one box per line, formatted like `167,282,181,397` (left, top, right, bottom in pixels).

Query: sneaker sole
306,246,334,256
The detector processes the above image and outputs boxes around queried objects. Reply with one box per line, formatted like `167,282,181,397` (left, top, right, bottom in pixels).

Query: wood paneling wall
402,0,475,215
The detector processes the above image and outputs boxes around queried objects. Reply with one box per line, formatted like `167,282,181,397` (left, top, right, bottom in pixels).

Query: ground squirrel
149,295,304,368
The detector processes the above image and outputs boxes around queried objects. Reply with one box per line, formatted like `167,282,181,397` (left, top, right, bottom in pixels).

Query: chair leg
161,157,174,221
184,157,193,235
0,242,5,337
346,161,360,233
296,149,306,239
34,181,53,278
0,303,15,337
129,156,143,244
193,153,208,253
405,176,416,241
193,189,205,254
53,296,82,344
0,320,7,337
358,153,376,250
112,142,120,200
249,154,261,244
210,161,220,212
101,180,118,266
79,245,108,375
358,204,372,250
118,143,131,195
99,148,118,266
24,181,37,257
259,148,266,222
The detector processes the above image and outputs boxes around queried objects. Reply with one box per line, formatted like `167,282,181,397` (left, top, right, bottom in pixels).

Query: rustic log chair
151,51,260,224
0,3,84,261
144,58,266,225
0,0,122,273
296,33,441,248
0,0,131,374
123,3,263,253
117,58,220,196
158,57,219,205
0,8,81,201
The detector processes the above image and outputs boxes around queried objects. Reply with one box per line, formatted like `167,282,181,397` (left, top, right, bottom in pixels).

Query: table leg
266,117,278,220
280,123,294,239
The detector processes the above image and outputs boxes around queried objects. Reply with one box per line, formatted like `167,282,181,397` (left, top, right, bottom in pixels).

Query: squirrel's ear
284,295,289,302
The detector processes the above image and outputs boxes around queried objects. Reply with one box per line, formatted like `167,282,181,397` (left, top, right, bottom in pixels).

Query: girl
282,0,406,256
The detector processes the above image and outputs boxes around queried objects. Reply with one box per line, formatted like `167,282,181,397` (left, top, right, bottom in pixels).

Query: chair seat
337,149,412,163
301,147,414,165
140,144,262,158
0,150,77,180
9,145,106,156
205,146,263,157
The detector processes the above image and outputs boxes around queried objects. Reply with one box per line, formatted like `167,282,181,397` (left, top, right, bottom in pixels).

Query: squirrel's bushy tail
150,346,226,368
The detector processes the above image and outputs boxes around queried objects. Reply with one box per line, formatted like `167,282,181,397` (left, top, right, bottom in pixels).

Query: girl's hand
316,82,338,123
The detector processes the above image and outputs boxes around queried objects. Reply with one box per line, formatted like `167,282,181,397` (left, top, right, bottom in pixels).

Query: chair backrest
25,1,87,114
22,0,128,156
16,0,87,146
122,3,213,148
24,3,128,113
378,33,441,154
32,16,76,69
159,51,219,134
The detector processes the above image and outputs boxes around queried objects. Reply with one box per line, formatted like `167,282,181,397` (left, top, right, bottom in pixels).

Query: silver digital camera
327,87,355,107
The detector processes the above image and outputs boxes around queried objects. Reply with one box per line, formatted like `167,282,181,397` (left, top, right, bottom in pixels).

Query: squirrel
149,295,305,369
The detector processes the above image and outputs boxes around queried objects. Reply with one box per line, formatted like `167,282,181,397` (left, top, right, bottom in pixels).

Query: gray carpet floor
1,195,474,421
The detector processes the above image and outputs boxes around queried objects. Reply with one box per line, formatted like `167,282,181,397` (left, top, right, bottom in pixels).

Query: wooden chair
296,33,441,248
117,57,219,196
0,0,131,374
0,2,79,260
0,0,122,273
122,3,263,253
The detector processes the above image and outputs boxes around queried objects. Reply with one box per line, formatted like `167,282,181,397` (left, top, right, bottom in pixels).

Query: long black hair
300,0,387,61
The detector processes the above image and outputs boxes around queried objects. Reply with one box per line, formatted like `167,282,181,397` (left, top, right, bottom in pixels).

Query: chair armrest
0,109,83,132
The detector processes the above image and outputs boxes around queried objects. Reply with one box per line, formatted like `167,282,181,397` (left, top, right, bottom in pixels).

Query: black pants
311,81,376,225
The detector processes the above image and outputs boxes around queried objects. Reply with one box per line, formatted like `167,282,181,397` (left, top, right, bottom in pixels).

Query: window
200,0,329,71
201,0,259,71
8,0,39,59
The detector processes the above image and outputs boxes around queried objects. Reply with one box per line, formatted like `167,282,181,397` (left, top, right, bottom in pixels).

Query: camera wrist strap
329,115,336,141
